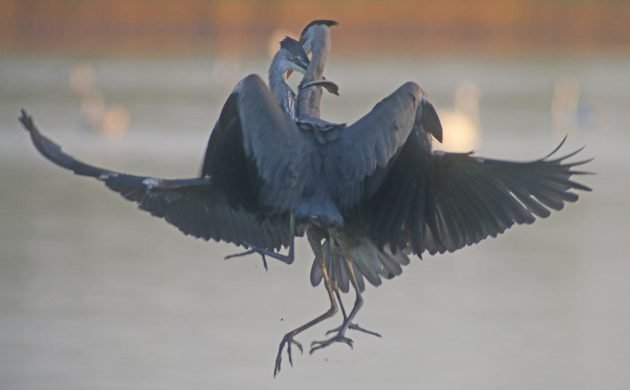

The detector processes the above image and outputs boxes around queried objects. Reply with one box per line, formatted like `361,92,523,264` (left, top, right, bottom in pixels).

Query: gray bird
18,37,322,273
218,35,339,267
19,20,592,378
233,20,591,375
267,36,338,121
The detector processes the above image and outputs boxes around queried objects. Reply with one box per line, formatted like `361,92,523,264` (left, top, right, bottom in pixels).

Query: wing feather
20,110,289,251
362,130,591,257
201,74,315,213
420,143,592,254
329,82,423,209
235,74,315,211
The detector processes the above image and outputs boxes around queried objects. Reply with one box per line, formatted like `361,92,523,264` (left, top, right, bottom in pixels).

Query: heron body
19,19,592,377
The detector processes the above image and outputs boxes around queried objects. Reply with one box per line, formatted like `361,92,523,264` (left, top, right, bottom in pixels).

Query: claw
348,323,382,338
274,334,303,377
310,334,354,354
325,323,382,338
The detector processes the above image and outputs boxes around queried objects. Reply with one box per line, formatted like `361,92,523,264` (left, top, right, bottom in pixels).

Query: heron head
279,36,310,78
299,20,339,53
299,20,339,41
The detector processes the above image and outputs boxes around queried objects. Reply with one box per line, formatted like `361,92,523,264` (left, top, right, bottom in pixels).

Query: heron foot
309,333,354,354
326,322,382,338
224,249,268,271
274,334,303,377
241,242,295,265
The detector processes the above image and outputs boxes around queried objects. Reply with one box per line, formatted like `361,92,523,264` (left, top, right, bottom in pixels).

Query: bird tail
310,235,410,293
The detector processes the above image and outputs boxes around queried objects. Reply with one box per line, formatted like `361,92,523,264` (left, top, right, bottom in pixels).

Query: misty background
1,1,628,389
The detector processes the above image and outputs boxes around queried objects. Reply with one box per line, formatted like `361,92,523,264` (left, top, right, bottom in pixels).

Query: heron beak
418,98,443,143
295,56,310,72
300,79,340,96
287,61,308,78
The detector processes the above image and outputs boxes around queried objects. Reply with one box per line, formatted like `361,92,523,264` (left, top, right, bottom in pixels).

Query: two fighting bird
20,20,591,376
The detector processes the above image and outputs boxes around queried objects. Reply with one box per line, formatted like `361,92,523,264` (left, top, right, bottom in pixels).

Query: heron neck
268,57,297,120
307,36,330,81
297,28,331,119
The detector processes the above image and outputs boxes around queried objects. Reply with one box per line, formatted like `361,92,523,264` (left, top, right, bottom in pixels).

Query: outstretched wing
326,82,442,209
420,140,592,254
20,110,289,250
364,134,592,255
201,74,314,213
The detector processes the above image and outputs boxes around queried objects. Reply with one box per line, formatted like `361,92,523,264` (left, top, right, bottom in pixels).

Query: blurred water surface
0,54,628,389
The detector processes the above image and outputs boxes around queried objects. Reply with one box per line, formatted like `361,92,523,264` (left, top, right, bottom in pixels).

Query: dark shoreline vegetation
2,0,630,56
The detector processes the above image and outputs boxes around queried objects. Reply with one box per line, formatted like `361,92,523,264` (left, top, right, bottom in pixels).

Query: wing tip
19,109,36,134
18,109,62,161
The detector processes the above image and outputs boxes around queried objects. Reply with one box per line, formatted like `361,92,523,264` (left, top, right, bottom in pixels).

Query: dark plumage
19,109,290,250
19,19,592,377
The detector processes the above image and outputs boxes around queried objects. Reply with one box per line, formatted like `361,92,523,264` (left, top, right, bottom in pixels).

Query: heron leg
328,288,382,337
329,287,379,336
273,247,338,377
325,288,382,339
335,289,348,320
310,258,380,354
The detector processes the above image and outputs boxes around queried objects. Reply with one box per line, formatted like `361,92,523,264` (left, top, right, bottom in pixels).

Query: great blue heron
20,20,592,378
273,19,357,374
19,36,328,273
231,20,591,375
266,19,423,373
216,34,339,267
273,19,400,372
298,20,390,349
